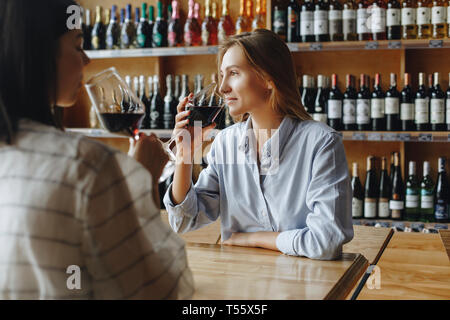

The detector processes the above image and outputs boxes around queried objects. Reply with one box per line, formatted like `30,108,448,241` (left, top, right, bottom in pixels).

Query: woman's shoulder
17,119,120,170
293,119,342,141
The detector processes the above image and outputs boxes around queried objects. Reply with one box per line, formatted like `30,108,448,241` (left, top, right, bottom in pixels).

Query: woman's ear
266,80,274,90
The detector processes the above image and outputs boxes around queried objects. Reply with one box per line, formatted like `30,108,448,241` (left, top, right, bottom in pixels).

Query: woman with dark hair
0,0,193,299
164,30,354,260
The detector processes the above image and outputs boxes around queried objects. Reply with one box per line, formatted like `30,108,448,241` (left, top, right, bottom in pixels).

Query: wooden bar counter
356,232,450,300
186,243,368,300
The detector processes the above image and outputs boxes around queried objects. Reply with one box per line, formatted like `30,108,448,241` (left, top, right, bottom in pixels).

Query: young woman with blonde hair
164,29,353,260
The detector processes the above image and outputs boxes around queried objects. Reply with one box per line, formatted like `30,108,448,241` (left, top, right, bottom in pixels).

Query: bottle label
343,17,356,35
168,31,178,46
356,99,370,124
314,10,328,35
401,8,416,26
406,193,420,208
420,193,434,209
417,7,431,25
371,98,385,118
385,97,399,114
137,33,147,47
371,7,386,32
447,99,450,124
273,9,287,33
400,103,415,120
121,33,130,47
329,10,342,21
184,31,194,46
415,98,429,124
313,113,328,123
343,9,356,20
430,99,445,124
378,198,390,218
328,100,342,119
343,99,357,124
91,36,100,50
153,33,163,47
300,11,314,36
431,6,446,24
352,198,363,218
390,200,405,210
364,199,377,218
435,200,449,220
448,5,450,24
106,35,114,49
357,8,370,34
387,8,401,27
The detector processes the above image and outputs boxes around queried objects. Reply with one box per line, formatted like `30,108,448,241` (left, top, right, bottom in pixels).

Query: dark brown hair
217,29,312,123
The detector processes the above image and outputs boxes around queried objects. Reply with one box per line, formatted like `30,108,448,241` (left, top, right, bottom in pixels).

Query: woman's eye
230,71,238,76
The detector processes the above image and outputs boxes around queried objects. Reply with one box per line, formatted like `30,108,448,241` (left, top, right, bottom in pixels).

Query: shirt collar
237,116,297,160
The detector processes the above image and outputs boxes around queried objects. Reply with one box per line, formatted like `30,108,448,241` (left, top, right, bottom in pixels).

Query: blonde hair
217,29,312,123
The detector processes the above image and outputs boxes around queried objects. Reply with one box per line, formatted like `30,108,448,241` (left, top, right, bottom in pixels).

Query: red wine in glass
187,106,223,128
99,112,145,137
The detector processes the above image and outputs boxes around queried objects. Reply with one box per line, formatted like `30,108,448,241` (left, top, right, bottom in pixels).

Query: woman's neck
250,110,283,159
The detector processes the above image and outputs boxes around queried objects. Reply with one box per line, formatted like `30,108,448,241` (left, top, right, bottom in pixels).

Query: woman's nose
219,78,230,94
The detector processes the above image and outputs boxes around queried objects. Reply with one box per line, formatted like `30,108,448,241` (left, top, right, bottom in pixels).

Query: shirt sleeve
276,132,354,260
81,151,194,299
163,136,221,234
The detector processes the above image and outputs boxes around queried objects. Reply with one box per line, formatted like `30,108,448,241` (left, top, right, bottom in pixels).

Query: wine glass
85,67,223,183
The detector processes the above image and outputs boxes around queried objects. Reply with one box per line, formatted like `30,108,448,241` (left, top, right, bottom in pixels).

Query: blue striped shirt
164,116,354,260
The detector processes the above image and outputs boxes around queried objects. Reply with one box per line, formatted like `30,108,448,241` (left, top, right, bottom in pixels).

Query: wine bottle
106,5,120,49
91,6,106,50
329,0,344,41
147,76,154,105
163,75,177,129
343,74,357,131
287,0,301,42
406,161,421,221
121,4,136,49
387,0,402,40
352,162,364,219
252,0,267,30
357,0,371,41
236,0,250,34
364,156,379,219
371,73,386,131
328,74,343,130
447,73,450,131
431,0,448,38
390,151,405,220
313,75,328,123
137,3,153,48
179,74,190,102
386,73,401,131
135,8,140,29
301,75,316,114
152,1,168,47
420,161,435,222
139,75,150,129
390,151,396,185
184,0,202,46
415,72,431,131
315,0,330,42
150,76,164,129
82,8,93,50
246,0,255,29
401,0,418,39
357,74,371,131
400,73,415,131
300,0,315,42
343,0,357,41
273,0,288,41
133,76,140,99
430,72,446,131
168,0,183,47
194,74,206,105
148,6,155,42
379,157,391,219
218,0,235,43
417,0,432,39
434,157,449,223
120,8,125,29
371,0,387,40
202,0,219,45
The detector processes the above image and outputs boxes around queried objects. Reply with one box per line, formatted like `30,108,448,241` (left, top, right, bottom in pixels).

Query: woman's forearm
170,163,193,205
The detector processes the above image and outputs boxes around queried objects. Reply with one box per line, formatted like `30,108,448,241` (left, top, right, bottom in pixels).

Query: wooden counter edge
325,253,369,300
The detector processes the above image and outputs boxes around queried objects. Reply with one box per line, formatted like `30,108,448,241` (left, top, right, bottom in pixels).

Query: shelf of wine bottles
302,72,450,132
352,154,450,223
352,219,448,233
